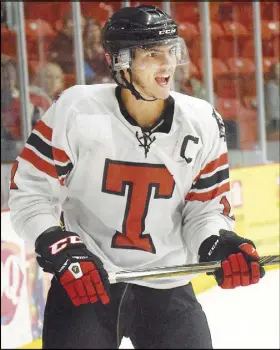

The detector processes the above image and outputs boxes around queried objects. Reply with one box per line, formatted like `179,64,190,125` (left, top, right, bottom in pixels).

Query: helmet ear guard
110,49,131,72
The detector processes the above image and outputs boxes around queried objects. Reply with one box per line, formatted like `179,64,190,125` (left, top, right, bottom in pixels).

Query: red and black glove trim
35,227,110,306
198,229,265,289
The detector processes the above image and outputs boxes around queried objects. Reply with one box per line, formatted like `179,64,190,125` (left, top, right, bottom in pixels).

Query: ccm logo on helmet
159,28,176,35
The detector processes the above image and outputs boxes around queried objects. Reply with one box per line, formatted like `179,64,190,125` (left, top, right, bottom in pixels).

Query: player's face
131,44,177,100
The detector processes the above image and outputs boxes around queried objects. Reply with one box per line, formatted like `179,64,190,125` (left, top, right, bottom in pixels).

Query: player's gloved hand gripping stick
35,228,110,306
108,230,278,286
198,229,266,288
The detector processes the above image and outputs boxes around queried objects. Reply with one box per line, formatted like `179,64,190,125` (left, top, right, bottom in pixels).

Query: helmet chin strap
111,68,157,102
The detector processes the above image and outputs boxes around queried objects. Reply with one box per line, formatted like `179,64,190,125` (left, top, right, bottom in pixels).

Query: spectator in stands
1,1,7,25
1,58,22,161
48,11,86,73
174,63,208,101
1,58,42,140
218,3,234,21
188,77,208,100
1,116,19,162
174,64,189,94
1,57,18,103
29,62,64,113
265,61,280,140
83,17,112,84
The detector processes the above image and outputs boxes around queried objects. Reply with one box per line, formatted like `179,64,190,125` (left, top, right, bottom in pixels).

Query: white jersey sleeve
182,104,235,259
8,87,80,243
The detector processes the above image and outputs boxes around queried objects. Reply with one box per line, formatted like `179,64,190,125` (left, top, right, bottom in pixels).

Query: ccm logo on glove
49,235,83,255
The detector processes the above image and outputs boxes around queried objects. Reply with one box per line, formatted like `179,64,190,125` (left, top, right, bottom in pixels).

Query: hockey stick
108,254,280,284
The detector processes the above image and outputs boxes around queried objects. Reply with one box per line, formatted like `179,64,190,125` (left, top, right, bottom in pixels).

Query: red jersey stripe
34,120,52,141
53,147,70,163
33,121,70,163
186,182,230,202
193,153,228,183
20,147,58,179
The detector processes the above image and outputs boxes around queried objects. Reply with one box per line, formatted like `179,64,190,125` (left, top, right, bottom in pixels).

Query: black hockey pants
42,277,212,349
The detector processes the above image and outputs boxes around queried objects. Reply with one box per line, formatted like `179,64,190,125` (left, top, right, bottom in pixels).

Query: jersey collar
115,86,174,134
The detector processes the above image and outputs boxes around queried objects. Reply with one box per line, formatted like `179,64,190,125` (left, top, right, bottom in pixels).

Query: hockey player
8,5,265,349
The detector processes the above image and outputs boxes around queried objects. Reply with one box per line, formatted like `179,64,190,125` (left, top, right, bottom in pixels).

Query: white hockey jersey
8,84,235,289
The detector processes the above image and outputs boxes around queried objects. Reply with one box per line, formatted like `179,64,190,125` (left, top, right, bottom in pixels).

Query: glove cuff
198,235,220,263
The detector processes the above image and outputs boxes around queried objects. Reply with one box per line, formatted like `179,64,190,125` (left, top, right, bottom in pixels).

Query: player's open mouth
154,75,170,86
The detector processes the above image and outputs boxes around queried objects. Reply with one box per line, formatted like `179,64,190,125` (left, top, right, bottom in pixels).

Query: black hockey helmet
102,5,178,54
102,5,189,101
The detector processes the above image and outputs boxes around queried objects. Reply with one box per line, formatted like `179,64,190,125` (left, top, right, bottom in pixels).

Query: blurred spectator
1,116,19,162
29,62,64,114
265,61,280,140
1,1,7,24
1,57,42,140
187,77,208,100
174,64,189,94
174,64,208,100
83,17,112,83
219,3,234,21
1,58,22,162
48,11,86,73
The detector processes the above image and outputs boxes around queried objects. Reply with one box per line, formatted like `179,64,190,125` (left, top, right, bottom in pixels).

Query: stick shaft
108,254,280,284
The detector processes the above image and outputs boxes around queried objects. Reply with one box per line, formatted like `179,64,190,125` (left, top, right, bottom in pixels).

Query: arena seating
215,97,258,149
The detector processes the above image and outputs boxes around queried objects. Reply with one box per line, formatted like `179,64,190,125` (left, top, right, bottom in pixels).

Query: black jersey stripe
56,163,74,177
192,167,229,190
27,133,53,160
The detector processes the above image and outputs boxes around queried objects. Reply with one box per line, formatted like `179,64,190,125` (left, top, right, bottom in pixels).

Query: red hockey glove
35,227,110,306
198,229,265,289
